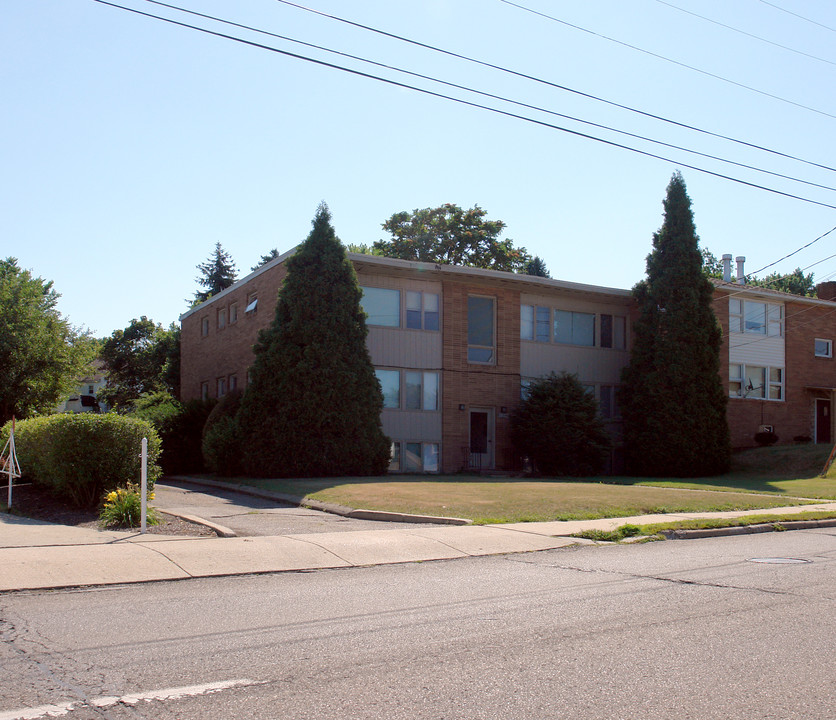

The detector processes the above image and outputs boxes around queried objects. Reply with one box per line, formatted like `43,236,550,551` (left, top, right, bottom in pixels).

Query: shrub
3,414,161,508
510,372,611,476
754,430,779,446
202,390,243,476
99,482,160,528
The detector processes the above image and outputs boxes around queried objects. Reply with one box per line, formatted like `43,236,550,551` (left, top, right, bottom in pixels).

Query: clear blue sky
4,0,835,336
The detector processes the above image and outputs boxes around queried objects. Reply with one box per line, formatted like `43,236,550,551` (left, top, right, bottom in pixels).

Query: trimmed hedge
2,414,161,508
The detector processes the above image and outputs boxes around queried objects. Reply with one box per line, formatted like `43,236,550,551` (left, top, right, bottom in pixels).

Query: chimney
722,254,732,282
816,281,836,301
736,256,746,285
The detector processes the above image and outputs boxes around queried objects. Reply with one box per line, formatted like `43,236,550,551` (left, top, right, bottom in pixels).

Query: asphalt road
153,481,441,536
2,528,835,719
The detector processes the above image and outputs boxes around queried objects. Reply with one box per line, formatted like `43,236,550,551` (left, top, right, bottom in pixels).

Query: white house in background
59,361,109,414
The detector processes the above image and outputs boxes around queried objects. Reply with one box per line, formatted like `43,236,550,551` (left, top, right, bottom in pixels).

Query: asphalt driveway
154,480,440,537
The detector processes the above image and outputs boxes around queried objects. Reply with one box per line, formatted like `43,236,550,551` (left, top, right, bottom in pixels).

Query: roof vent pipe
722,254,733,282
736,256,746,285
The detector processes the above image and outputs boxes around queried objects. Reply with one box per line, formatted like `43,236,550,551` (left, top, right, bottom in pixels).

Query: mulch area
4,483,216,537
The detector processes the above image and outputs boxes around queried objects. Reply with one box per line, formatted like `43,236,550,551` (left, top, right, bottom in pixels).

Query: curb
165,476,472,526
157,509,237,538
661,517,836,540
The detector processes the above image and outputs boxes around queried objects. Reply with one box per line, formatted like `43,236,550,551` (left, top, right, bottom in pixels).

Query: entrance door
816,399,832,444
469,408,494,470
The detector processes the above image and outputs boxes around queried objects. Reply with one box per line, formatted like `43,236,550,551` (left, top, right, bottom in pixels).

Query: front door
816,399,832,444
469,408,494,470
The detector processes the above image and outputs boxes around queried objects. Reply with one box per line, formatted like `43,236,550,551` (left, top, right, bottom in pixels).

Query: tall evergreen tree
194,242,237,303
236,203,390,477
619,173,730,477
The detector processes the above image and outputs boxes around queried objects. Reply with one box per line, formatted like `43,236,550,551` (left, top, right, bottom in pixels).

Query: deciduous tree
0,258,95,424
375,204,531,272
236,203,390,477
619,173,730,477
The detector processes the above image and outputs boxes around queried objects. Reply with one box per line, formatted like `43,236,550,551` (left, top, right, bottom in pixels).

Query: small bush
3,414,161,509
510,372,611,476
754,430,779,446
99,482,160,528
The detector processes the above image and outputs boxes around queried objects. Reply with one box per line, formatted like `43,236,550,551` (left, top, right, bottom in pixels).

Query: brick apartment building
179,251,836,473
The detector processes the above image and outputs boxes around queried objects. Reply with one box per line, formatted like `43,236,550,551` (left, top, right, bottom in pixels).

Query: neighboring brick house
179,250,836,472
712,274,836,448
180,251,634,473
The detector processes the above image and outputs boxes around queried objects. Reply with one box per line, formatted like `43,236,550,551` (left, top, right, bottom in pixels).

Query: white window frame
815,338,833,358
406,291,440,331
217,307,226,330
229,303,238,324
553,309,595,347
730,363,784,401
397,440,440,473
375,369,401,409
729,298,783,337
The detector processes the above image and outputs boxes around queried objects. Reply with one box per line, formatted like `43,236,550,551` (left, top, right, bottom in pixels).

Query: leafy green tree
750,267,816,297
194,242,237,302
700,248,724,278
0,258,95,424
237,203,390,477
619,173,730,477
510,372,610,476
98,318,180,409
524,255,551,278
375,204,531,272
251,248,280,271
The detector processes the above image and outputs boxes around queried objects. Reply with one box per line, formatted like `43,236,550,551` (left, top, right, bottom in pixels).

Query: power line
655,0,836,68
758,0,836,34
274,0,836,174
499,0,836,120
139,0,836,195
93,0,836,211
748,225,836,276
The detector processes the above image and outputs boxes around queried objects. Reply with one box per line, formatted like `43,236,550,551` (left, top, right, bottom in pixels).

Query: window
468,296,495,363
554,310,595,346
201,382,210,401
405,371,439,411
375,369,400,409
520,305,534,341
360,287,400,327
245,294,258,314
229,374,238,392
229,303,238,324
815,339,832,358
218,308,226,330
389,442,401,472
201,317,209,337
217,377,226,398
521,305,550,342
422,443,439,473
406,291,440,330
729,298,783,336
730,364,784,400
599,385,621,419
399,441,439,472
600,315,626,349
88,385,94,395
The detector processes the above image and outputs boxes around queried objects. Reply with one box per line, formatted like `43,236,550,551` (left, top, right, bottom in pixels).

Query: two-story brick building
180,250,634,473
179,250,836,473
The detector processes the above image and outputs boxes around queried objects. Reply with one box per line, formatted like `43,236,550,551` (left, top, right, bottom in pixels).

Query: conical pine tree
620,173,730,476
236,203,390,477
194,242,237,303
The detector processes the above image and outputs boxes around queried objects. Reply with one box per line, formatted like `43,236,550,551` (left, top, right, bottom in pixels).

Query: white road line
0,679,262,720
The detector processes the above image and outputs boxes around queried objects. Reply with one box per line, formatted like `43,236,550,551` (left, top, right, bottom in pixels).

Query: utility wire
274,0,836,174
655,0,836,68
94,0,836,211
747,224,836,276
139,0,836,195
759,0,836,34
500,0,836,121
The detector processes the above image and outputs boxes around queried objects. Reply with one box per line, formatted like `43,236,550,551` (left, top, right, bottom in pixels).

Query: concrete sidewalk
3,501,836,592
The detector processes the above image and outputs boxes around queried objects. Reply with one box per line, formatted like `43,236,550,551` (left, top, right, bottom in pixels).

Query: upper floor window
375,369,400,408
599,385,621,419
405,371,439,411
729,298,783,336
245,293,258,314
600,314,626,349
218,308,226,330
201,317,209,337
406,291,440,330
554,310,595,347
201,382,210,401
815,339,832,358
217,377,226,397
360,287,400,327
468,296,495,363
229,303,239,324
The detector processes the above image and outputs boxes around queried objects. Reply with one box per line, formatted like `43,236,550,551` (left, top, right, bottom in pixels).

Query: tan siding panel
381,411,443,442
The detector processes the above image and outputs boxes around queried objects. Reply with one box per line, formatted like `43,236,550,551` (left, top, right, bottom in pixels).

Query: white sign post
3,417,21,509
140,437,148,534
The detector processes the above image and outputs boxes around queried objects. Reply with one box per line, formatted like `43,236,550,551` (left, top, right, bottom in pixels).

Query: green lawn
220,445,836,524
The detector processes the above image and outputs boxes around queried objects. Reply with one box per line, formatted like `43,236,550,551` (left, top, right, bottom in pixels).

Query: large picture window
468,296,495,363
361,287,400,327
554,310,595,346
729,298,783,337
729,363,784,400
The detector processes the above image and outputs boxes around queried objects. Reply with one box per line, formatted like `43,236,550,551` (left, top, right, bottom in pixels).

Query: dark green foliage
3,414,160,509
0,258,96,423
161,398,216,474
510,372,611,476
251,248,280,271
98,318,180,409
202,390,243,476
750,268,816,297
375,204,532,272
620,173,730,477
237,203,390,477
194,242,237,303
524,256,551,278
